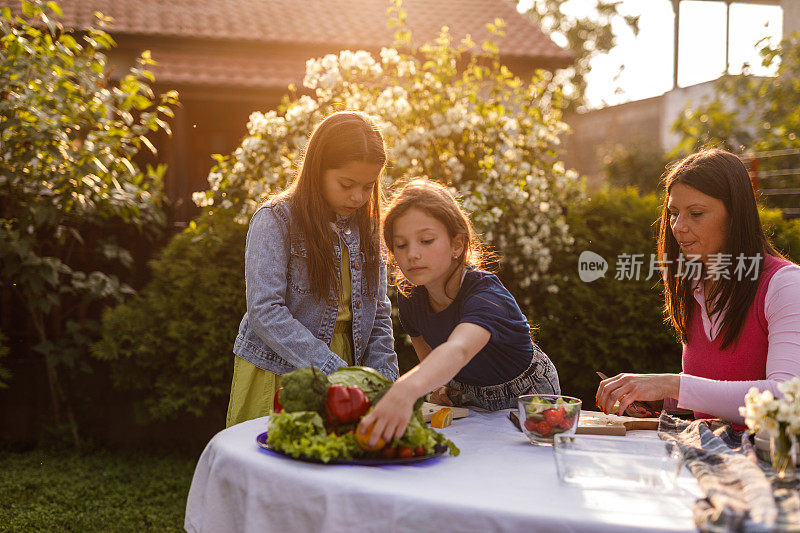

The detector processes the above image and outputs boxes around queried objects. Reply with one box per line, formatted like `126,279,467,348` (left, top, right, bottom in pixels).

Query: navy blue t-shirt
397,268,534,386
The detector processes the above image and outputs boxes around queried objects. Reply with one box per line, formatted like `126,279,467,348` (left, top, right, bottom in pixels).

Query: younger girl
358,179,559,444
227,111,398,427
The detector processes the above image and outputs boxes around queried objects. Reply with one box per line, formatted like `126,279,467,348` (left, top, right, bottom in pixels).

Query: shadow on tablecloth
658,413,800,532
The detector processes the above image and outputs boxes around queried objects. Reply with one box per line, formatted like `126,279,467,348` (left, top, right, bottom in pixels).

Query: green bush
761,207,800,263
601,143,670,193
0,0,177,442
95,186,800,422
523,188,680,404
92,216,245,420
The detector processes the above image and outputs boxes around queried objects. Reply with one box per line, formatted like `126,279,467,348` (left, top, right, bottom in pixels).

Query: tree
671,35,800,213
601,142,669,192
517,0,640,111
0,0,178,445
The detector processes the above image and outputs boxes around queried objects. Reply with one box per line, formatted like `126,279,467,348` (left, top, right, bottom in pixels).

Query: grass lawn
0,446,197,532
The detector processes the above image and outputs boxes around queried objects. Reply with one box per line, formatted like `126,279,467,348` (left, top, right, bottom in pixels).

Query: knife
596,371,653,416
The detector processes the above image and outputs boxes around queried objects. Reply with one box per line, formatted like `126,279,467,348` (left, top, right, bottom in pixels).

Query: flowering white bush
739,377,800,437
193,23,583,303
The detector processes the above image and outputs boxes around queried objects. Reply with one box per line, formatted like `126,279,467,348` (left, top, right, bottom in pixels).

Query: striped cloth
658,413,800,532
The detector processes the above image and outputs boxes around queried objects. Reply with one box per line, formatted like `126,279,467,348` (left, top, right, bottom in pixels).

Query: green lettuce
267,411,359,463
396,410,460,456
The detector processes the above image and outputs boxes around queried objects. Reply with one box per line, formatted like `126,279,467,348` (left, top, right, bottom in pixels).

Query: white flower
380,47,400,65
435,124,450,137
338,50,355,70
192,191,213,207
779,378,800,399
320,54,338,70
318,69,343,90
397,58,416,77
353,50,374,72
761,417,780,437
741,377,800,437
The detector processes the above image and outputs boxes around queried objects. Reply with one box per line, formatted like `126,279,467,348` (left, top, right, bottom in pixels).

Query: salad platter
262,366,460,464
256,431,448,465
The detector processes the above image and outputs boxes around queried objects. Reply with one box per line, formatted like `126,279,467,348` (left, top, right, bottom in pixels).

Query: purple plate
255,431,446,465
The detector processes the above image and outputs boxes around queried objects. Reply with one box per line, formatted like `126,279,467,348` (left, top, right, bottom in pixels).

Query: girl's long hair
657,148,778,349
382,178,493,298
277,111,386,302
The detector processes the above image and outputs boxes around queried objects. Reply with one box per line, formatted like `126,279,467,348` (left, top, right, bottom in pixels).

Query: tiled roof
2,0,570,63
2,0,571,91
144,51,304,90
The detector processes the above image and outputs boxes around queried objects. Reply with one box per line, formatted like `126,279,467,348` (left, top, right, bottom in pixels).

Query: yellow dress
226,240,354,427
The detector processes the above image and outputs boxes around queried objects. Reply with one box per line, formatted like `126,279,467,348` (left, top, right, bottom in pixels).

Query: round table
185,409,700,532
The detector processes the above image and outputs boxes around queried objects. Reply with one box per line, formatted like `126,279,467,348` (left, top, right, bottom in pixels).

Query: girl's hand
596,373,679,417
357,382,417,447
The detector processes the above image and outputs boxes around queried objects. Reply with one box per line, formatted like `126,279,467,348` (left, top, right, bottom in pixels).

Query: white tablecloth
185,410,701,533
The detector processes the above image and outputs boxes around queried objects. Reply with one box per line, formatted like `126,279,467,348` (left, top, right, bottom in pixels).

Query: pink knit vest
682,254,792,426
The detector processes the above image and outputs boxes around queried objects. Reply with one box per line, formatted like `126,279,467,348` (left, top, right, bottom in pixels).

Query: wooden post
672,0,680,90
725,0,731,74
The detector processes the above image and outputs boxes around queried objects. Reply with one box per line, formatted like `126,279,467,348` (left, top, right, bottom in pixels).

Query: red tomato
414,445,426,457
524,418,538,432
535,420,552,436
398,446,414,459
544,408,563,426
273,387,284,413
559,416,575,430
380,446,397,459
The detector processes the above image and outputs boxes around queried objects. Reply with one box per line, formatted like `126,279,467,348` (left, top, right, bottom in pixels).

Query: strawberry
524,418,538,432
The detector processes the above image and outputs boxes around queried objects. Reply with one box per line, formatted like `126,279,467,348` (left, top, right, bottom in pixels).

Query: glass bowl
518,394,582,445
553,434,684,492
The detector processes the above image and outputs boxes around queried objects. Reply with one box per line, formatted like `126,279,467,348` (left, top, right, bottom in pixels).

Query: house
4,0,571,223
564,0,799,190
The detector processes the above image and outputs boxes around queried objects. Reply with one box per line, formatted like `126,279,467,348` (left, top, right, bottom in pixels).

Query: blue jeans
446,345,560,411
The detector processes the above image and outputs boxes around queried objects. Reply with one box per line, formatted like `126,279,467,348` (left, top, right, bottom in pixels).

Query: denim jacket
233,198,399,380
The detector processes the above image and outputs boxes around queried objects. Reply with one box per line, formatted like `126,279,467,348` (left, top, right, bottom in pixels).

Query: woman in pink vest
596,148,800,427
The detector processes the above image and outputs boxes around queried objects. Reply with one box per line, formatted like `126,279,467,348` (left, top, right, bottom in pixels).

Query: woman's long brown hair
277,111,386,302
657,148,779,349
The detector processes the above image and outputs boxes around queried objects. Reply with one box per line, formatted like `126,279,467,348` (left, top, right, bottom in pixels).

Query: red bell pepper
326,384,370,424
273,387,284,413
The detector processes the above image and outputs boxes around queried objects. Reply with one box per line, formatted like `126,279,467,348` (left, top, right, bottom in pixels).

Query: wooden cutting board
420,402,469,422
577,410,660,436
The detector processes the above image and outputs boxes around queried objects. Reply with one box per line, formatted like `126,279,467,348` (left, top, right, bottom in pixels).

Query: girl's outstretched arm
357,323,490,446
410,336,455,406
